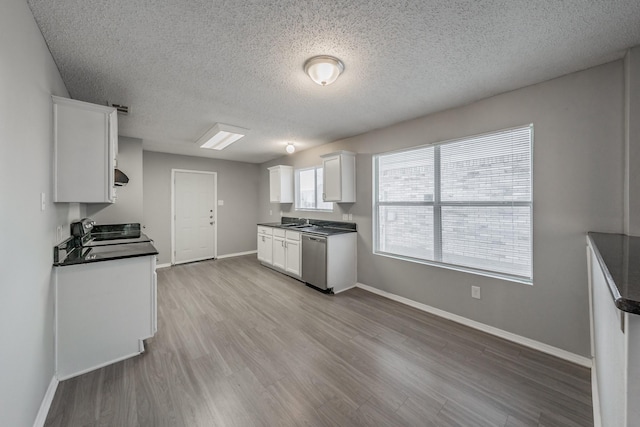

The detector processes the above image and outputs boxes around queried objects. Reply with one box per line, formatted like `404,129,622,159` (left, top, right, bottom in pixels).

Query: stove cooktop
84,232,152,247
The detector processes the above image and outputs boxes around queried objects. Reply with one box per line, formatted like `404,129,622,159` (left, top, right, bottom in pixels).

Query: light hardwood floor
45,255,593,426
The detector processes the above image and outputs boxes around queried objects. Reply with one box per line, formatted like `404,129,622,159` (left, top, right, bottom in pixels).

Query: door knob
210,222,214,225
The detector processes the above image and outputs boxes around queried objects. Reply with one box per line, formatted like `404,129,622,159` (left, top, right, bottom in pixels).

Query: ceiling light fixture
304,55,345,86
285,143,295,154
196,123,247,150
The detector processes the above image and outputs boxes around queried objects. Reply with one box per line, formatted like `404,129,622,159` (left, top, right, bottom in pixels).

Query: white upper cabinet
268,165,293,203
321,151,356,203
53,96,118,203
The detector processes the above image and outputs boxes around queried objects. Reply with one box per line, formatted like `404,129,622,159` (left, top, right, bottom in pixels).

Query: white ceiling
27,0,640,164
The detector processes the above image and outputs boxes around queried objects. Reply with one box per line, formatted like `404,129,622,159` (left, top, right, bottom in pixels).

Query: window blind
374,125,533,282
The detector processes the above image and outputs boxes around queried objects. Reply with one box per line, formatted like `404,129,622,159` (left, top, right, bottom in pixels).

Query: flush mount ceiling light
196,123,247,150
304,55,345,86
285,143,295,154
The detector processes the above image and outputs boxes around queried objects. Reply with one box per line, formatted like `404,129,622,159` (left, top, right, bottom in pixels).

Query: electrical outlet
41,193,46,211
342,214,348,220
269,210,273,216
471,286,481,299
56,226,63,242
348,213,353,221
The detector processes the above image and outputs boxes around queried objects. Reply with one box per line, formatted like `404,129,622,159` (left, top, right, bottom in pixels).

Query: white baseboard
56,351,143,381
33,376,58,427
157,251,257,267
591,359,602,427
217,250,257,259
333,284,357,294
355,282,592,368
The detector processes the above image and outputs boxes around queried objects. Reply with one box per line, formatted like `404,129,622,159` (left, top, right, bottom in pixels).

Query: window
374,125,533,282
295,166,333,211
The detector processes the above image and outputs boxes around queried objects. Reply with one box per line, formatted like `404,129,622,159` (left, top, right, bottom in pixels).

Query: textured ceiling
27,0,640,163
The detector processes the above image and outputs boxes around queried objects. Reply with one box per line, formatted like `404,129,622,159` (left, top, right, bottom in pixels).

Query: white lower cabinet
273,235,286,270
54,255,156,380
285,232,301,277
257,226,273,264
257,226,301,279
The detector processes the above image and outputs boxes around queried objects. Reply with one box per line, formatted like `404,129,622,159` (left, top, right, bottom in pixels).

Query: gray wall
0,1,81,425
87,136,144,224
143,151,260,264
259,60,625,357
625,47,640,235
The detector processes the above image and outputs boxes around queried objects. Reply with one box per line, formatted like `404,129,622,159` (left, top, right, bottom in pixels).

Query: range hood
114,168,129,187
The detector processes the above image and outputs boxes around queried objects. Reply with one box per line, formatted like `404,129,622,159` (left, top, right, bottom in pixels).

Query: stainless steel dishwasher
301,234,327,290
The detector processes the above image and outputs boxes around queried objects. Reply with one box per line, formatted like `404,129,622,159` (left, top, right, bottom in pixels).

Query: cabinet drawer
258,226,273,236
273,228,286,238
285,230,300,241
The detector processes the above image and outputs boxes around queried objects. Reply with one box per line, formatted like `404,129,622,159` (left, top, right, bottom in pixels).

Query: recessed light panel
196,123,248,150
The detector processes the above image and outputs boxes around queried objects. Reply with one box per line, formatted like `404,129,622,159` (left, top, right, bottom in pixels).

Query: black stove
54,220,156,266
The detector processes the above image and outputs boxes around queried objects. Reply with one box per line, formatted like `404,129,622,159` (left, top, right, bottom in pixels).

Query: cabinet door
53,96,117,203
285,239,301,277
269,169,281,202
323,156,341,201
257,234,273,264
273,237,286,269
109,110,118,201
55,256,154,379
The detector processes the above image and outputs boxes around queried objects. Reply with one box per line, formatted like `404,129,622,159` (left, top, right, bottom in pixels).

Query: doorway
171,169,217,265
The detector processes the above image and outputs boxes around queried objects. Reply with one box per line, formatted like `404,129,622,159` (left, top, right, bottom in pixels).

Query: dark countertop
258,219,357,236
54,241,158,267
54,223,158,267
588,232,640,315
258,222,287,228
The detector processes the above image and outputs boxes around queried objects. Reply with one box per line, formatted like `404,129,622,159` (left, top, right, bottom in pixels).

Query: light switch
472,286,481,299
41,193,46,211
217,200,224,206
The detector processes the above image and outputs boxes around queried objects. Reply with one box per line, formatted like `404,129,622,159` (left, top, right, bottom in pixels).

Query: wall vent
108,102,130,116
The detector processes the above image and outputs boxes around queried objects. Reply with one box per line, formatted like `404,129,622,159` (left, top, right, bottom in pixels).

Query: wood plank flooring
45,255,593,426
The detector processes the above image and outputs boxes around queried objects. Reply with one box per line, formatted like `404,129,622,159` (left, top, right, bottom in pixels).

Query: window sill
373,250,533,285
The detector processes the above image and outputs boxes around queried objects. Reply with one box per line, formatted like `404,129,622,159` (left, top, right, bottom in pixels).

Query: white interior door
173,170,216,264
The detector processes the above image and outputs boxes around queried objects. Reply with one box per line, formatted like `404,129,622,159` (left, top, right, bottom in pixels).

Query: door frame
171,169,218,265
